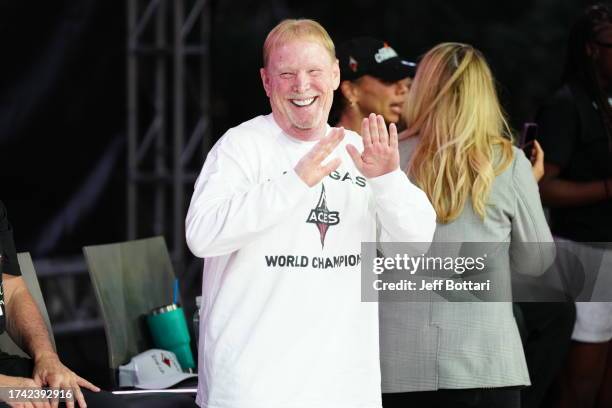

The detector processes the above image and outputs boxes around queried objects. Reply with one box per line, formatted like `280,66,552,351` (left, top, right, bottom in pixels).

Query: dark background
0,0,601,388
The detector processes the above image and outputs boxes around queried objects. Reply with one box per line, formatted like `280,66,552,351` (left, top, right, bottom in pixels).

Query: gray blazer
379,138,554,392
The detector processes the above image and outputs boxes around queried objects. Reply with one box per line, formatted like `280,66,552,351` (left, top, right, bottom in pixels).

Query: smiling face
351,75,410,124
260,39,340,141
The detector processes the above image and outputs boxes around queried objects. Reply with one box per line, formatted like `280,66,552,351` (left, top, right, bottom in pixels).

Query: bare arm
538,163,611,207
3,274,99,408
3,274,54,361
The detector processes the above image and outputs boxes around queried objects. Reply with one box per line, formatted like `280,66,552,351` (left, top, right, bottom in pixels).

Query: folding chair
82,236,177,386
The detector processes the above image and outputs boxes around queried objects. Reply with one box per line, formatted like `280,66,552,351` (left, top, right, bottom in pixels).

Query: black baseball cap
336,37,416,82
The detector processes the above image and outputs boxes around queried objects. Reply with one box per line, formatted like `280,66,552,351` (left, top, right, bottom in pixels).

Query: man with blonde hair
186,19,435,408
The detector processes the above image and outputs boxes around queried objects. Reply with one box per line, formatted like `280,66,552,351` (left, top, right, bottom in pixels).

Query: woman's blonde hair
404,43,514,223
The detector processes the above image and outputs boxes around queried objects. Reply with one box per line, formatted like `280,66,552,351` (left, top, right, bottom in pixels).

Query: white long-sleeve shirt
186,114,436,408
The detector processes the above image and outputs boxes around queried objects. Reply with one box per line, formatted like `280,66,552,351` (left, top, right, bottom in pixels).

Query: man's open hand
32,352,99,408
346,113,400,178
295,127,344,187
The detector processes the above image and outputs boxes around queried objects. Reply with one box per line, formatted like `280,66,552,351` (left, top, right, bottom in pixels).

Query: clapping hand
346,113,400,178
294,127,344,187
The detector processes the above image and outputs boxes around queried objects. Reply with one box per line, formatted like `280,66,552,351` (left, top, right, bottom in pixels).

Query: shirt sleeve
185,131,311,258
510,151,555,276
536,87,578,168
0,201,22,276
368,169,437,243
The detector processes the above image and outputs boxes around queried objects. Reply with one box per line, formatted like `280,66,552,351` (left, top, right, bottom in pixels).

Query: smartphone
520,122,538,158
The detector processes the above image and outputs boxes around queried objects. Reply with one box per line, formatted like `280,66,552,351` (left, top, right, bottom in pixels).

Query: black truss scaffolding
127,0,212,273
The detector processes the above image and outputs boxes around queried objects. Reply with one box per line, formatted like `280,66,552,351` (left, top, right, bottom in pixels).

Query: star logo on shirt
306,184,340,249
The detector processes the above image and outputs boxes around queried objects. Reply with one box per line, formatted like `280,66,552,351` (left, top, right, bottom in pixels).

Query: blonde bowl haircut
403,43,514,224
262,19,336,67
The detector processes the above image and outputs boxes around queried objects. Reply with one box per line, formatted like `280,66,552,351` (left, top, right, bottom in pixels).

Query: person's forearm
186,169,310,257
539,178,610,207
5,283,56,361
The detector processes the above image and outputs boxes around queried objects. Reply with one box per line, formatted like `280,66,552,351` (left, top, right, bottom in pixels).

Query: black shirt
0,201,23,334
536,82,612,242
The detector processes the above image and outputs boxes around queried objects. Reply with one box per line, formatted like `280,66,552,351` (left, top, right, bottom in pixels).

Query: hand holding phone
530,140,545,181
520,123,538,157
519,123,545,181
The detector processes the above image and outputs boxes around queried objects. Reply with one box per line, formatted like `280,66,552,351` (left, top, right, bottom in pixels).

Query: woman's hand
529,140,545,182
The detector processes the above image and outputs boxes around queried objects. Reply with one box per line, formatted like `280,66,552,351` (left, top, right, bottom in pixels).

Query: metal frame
35,256,103,335
30,0,211,337
127,0,211,272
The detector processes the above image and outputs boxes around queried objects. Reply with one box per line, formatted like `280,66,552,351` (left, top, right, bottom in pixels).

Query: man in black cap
332,37,416,131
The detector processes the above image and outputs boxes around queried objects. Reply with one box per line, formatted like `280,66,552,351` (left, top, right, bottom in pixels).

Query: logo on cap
374,43,398,63
348,56,358,72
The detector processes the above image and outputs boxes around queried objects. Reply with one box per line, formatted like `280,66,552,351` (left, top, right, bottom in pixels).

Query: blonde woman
379,43,553,408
